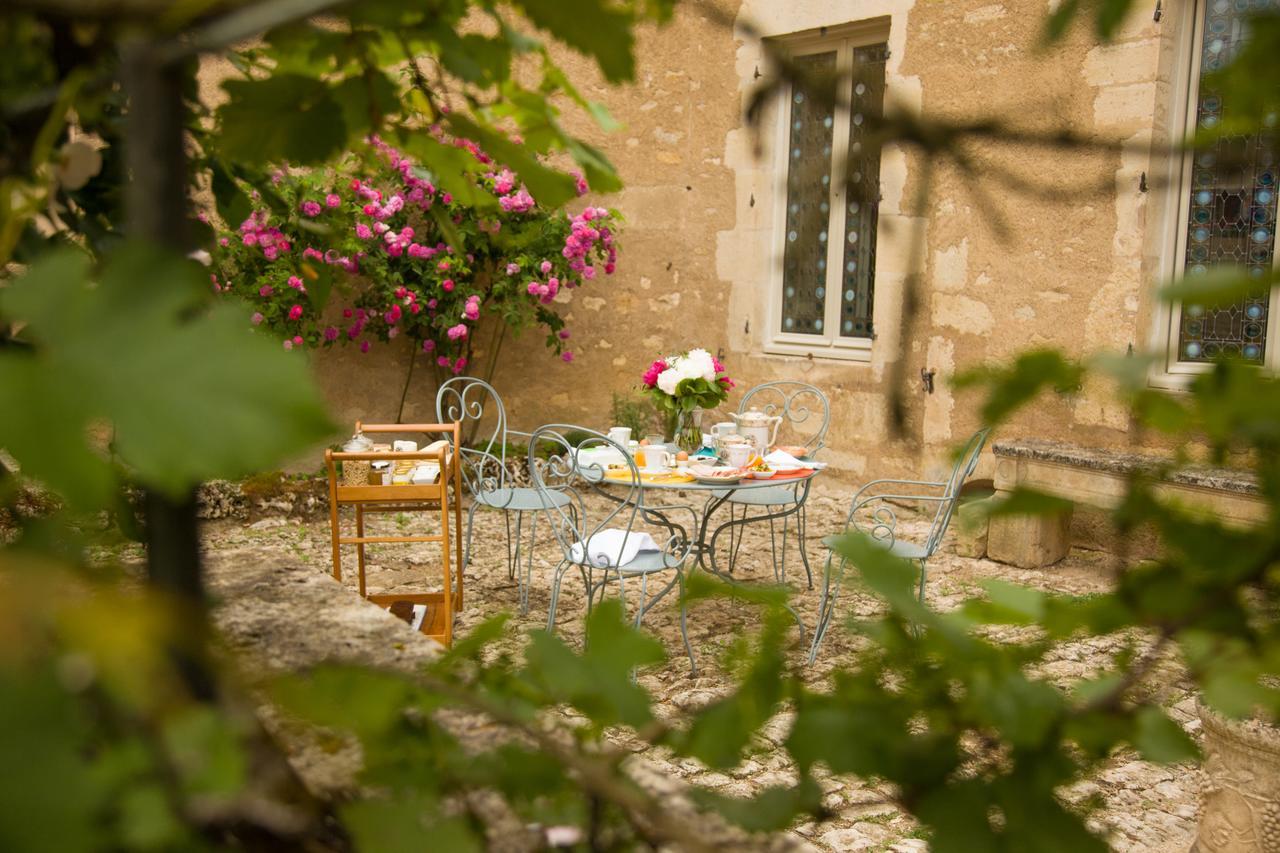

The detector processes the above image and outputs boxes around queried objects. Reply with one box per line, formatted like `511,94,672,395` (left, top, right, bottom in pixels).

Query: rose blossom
288,304,303,320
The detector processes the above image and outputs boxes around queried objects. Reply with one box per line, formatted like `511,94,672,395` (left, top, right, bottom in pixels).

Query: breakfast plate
690,464,743,485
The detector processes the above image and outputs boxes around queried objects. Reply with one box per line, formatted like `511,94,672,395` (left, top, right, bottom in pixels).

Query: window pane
840,43,888,339
1177,0,1279,364
780,52,837,337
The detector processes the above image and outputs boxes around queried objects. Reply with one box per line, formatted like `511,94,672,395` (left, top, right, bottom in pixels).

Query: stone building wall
236,0,1186,488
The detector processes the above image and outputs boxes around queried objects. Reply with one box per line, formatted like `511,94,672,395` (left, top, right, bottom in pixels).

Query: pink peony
288,275,305,291
283,339,293,351
561,351,574,363
447,323,468,341
540,260,553,274
293,335,304,345
442,278,455,292
355,223,373,240
326,193,341,208
288,304,303,320
360,340,371,353
422,339,436,352
300,201,322,217
251,312,263,325
559,329,571,340
641,359,666,388
505,262,520,275
259,285,274,297
324,326,339,342
452,357,467,374
437,356,451,368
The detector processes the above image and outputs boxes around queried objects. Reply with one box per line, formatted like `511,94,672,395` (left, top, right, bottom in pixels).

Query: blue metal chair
528,425,698,674
435,377,570,614
706,381,830,588
808,428,990,663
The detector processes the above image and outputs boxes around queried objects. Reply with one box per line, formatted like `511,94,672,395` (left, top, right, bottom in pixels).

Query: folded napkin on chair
570,528,661,568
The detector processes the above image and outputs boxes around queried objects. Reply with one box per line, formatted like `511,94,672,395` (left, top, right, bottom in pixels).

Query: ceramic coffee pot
730,407,782,455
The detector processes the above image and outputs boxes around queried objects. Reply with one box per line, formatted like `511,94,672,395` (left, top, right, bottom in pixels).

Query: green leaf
0,671,102,853
332,70,401,140
982,487,1074,520
273,666,419,738
976,580,1046,623
161,706,249,797
0,244,334,505
218,74,347,165
445,113,578,208
691,777,822,832
1132,706,1199,763
513,0,638,83
954,349,1083,427
431,30,513,87
1159,266,1275,306
523,599,664,729
343,795,481,853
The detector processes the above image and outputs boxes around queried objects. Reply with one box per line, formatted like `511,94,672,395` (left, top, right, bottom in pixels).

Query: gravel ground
188,485,1200,852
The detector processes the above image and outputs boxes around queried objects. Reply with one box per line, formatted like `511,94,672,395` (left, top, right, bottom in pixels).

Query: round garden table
597,469,821,580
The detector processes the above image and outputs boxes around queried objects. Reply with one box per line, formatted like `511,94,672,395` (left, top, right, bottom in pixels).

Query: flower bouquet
641,349,734,452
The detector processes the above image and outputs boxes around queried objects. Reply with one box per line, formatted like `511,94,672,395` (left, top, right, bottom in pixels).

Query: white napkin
764,449,806,469
570,528,660,568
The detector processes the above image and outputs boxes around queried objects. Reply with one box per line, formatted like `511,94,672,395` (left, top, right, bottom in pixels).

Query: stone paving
190,485,1201,852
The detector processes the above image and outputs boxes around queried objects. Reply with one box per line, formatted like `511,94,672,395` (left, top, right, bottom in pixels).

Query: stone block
986,495,1073,568
952,497,991,559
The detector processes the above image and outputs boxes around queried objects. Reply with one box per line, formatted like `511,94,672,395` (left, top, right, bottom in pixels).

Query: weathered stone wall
205,1,1188,490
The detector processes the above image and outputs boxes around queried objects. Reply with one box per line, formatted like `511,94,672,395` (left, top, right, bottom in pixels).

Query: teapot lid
736,407,770,423
343,431,374,452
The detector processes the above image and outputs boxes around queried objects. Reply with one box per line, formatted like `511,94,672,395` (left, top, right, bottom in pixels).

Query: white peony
656,366,683,395
683,348,716,382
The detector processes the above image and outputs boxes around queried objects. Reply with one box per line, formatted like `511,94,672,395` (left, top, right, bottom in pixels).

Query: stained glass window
840,44,887,339
780,51,837,336
778,41,888,344
1176,0,1279,364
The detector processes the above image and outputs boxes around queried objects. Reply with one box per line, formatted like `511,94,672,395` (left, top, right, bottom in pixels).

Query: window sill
761,337,873,364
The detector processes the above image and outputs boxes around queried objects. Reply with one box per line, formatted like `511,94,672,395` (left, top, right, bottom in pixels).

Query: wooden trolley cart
324,421,465,647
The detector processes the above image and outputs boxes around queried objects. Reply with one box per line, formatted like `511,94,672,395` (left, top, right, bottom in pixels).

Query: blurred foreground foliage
0,0,1278,850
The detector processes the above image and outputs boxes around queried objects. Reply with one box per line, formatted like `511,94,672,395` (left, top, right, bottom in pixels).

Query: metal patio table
585,465,823,636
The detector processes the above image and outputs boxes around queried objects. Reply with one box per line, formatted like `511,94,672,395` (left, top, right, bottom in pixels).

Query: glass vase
674,408,704,455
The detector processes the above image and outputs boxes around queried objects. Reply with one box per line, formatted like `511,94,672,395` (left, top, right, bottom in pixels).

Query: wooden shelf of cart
324,422,465,648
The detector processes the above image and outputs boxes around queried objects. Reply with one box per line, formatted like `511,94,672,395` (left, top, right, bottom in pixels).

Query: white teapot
730,407,782,455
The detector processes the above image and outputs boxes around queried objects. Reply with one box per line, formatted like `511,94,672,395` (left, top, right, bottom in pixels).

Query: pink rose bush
210,135,621,371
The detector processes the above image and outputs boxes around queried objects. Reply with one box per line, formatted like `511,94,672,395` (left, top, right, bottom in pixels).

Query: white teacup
724,444,753,469
607,426,632,447
639,447,672,473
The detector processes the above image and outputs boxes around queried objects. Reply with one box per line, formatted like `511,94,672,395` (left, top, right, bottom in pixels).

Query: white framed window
764,24,889,362
1156,0,1279,381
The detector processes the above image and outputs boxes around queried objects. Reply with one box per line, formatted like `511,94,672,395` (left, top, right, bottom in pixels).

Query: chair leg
546,560,573,632
917,558,928,603
767,512,782,583
728,504,749,574
807,553,844,665
797,503,814,590
521,510,539,616
678,571,696,677
504,511,516,580
462,501,480,573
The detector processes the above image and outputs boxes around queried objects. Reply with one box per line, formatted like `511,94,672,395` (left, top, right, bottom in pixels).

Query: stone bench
987,438,1265,568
